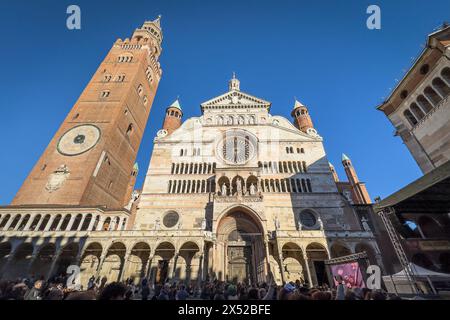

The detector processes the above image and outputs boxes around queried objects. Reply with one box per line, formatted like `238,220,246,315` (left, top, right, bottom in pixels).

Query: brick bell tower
291,99,314,133
162,99,183,135
12,17,164,209
341,154,372,204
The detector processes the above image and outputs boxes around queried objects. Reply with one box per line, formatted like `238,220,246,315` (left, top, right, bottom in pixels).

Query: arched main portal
216,208,266,284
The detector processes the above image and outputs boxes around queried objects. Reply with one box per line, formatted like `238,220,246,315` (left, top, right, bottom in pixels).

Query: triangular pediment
201,90,271,110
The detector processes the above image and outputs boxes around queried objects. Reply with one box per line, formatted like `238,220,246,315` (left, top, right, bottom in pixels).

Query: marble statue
361,216,371,232
236,179,242,195
249,183,256,195
221,183,227,196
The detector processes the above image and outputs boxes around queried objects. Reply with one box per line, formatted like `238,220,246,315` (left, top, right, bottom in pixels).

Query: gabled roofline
200,89,271,112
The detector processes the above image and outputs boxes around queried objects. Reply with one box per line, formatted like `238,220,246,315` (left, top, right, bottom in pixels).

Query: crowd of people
0,272,405,300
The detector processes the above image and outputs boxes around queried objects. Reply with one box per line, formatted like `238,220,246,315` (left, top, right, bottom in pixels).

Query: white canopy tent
383,263,450,295
392,263,450,278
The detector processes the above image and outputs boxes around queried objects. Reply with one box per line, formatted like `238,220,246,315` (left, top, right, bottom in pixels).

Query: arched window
116,74,125,82
71,214,83,231
301,148,305,153
81,214,92,231
403,109,418,126
100,90,110,98
102,217,111,231
9,215,21,230
38,214,51,231
296,179,302,192
306,179,312,192
424,86,441,106
118,54,133,63
30,214,42,231
60,214,71,231
146,67,153,81
410,103,425,121
302,161,307,172
417,95,433,113
50,215,62,231
301,179,307,193
126,123,133,136
17,215,30,231
441,67,450,84
0,214,11,229
432,77,450,97
103,74,112,82
137,84,144,96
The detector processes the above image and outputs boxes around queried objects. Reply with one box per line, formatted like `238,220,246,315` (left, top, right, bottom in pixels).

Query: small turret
162,99,183,135
341,153,372,204
291,99,314,133
329,162,340,182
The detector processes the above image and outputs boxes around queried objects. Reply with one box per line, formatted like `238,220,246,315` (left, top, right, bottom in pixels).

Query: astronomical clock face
217,130,257,165
57,125,101,156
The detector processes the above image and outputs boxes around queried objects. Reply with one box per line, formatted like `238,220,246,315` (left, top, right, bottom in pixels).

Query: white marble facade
135,77,380,285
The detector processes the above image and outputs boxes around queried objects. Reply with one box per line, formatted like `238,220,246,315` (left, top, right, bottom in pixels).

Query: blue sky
0,0,449,204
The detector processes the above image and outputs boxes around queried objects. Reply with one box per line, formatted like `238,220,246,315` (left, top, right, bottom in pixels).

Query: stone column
171,252,179,280
66,216,76,231
46,250,62,280
13,215,26,231
303,251,313,288
24,216,35,231
95,252,108,278
264,240,271,279
96,217,105,231
117,217,124,231
109,219,116,231
278,252,285,284
44,216,56,231
118,251,131,282
26,246,41,275
77,215,86,231
88,216,96,231
55,217,65,231
275,240,285,284
3,216,14,231
35,216,46,231
283,180,288,193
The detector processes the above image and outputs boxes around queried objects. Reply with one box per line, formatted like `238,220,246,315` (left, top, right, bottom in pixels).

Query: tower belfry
12,19,164,209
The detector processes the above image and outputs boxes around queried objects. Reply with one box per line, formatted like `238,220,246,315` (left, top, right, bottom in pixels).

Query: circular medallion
217,129,257,165
57,125,101,156
163,211,179,228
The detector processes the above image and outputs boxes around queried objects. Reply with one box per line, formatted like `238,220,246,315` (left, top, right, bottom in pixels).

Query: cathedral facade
0,20,382,288
135,75,382,285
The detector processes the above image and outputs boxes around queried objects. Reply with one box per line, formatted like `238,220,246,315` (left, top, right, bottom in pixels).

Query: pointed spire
153,14,162,27
169,99,182,111
293,99,305,110
329,162,335,168
342,153,350,162
133,162,139,172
